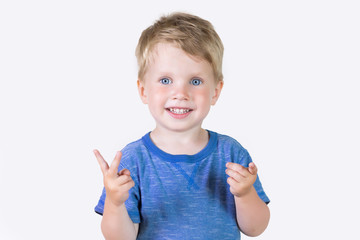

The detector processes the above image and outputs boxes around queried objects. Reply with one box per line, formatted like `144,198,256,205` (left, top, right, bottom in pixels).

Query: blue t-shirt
95,130,269,240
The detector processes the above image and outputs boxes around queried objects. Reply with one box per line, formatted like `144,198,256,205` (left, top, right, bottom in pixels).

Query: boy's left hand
226,162,257,198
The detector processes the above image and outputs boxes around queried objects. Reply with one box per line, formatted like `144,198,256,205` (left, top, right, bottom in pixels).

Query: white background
1,0,359,239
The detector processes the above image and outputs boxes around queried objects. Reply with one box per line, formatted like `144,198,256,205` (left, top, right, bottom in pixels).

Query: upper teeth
169,108,190,114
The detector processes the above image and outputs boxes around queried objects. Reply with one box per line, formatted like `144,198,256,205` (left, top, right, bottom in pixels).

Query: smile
166,108,193,119
168,108,191,114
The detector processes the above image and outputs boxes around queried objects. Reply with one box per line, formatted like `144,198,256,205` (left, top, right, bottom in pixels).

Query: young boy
94,12,270,240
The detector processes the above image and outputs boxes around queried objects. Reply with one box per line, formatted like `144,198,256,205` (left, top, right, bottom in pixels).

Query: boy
94,12,270,240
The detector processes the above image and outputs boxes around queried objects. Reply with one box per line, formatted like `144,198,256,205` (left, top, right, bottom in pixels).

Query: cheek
202,87,214,100
194,88,213,107
147,87,168,106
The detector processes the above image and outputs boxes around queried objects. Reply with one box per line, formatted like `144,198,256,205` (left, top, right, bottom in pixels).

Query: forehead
147,42,213,76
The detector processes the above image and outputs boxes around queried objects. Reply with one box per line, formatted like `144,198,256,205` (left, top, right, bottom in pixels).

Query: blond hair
135,12,224,81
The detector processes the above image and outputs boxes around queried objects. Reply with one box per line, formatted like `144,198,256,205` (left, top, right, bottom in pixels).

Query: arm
94,150,139,240
234,186,270,236
101,200,139,240
226,162,270,237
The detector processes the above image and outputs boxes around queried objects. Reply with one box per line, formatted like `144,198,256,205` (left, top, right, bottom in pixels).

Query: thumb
248,162,257,175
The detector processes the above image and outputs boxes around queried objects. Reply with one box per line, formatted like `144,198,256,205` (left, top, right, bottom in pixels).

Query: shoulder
213,131,251,165
215,132,247,152
118,136,150,170
121,137,147,156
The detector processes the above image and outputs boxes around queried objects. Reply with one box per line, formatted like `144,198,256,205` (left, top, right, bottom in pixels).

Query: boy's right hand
94,150,135,207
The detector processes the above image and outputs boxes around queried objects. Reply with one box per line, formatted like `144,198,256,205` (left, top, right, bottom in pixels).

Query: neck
150,127,209,155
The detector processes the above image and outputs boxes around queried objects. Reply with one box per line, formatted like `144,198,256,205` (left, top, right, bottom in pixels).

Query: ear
137,79,148,104
211,80,224,105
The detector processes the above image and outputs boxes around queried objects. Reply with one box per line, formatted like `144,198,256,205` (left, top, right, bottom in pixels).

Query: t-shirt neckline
141,130,218,163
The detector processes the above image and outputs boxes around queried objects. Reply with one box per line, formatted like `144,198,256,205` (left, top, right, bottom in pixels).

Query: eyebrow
157,71,207,78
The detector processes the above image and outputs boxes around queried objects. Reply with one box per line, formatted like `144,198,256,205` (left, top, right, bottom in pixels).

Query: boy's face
137,42,223,133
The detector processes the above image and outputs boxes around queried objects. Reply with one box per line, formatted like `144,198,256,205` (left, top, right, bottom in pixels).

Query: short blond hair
135,12,224,81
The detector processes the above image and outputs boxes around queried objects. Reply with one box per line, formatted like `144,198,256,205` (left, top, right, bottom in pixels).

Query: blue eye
191,79,202,86
160,78,172,85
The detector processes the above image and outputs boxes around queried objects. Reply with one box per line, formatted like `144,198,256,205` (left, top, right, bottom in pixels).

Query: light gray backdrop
1,0,359,239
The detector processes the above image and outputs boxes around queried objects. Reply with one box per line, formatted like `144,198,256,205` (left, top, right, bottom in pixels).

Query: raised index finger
93,149,109,175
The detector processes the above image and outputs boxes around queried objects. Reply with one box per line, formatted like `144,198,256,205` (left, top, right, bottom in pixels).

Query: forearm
234,186,270,237
101,199,137,240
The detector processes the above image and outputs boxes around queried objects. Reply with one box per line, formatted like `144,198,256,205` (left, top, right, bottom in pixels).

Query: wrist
234,186,256,201
104,197,126,211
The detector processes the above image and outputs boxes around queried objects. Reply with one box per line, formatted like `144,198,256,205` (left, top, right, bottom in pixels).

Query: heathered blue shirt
95,130,269,240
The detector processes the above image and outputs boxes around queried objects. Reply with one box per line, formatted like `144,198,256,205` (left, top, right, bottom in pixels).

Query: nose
172,82,189,101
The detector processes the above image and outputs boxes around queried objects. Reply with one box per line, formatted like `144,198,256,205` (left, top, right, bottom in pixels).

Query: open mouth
165,108,193,119
167,108,192,114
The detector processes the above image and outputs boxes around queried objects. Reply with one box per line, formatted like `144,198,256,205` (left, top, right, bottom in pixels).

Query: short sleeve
94,155,142,223
94,187,106,215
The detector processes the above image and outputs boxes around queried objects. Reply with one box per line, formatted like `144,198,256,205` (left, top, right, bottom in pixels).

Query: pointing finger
226,162,248,177
93,149,109,175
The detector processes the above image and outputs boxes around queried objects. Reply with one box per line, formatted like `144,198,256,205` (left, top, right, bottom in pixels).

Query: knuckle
121,175,131,183
126,180,135,189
